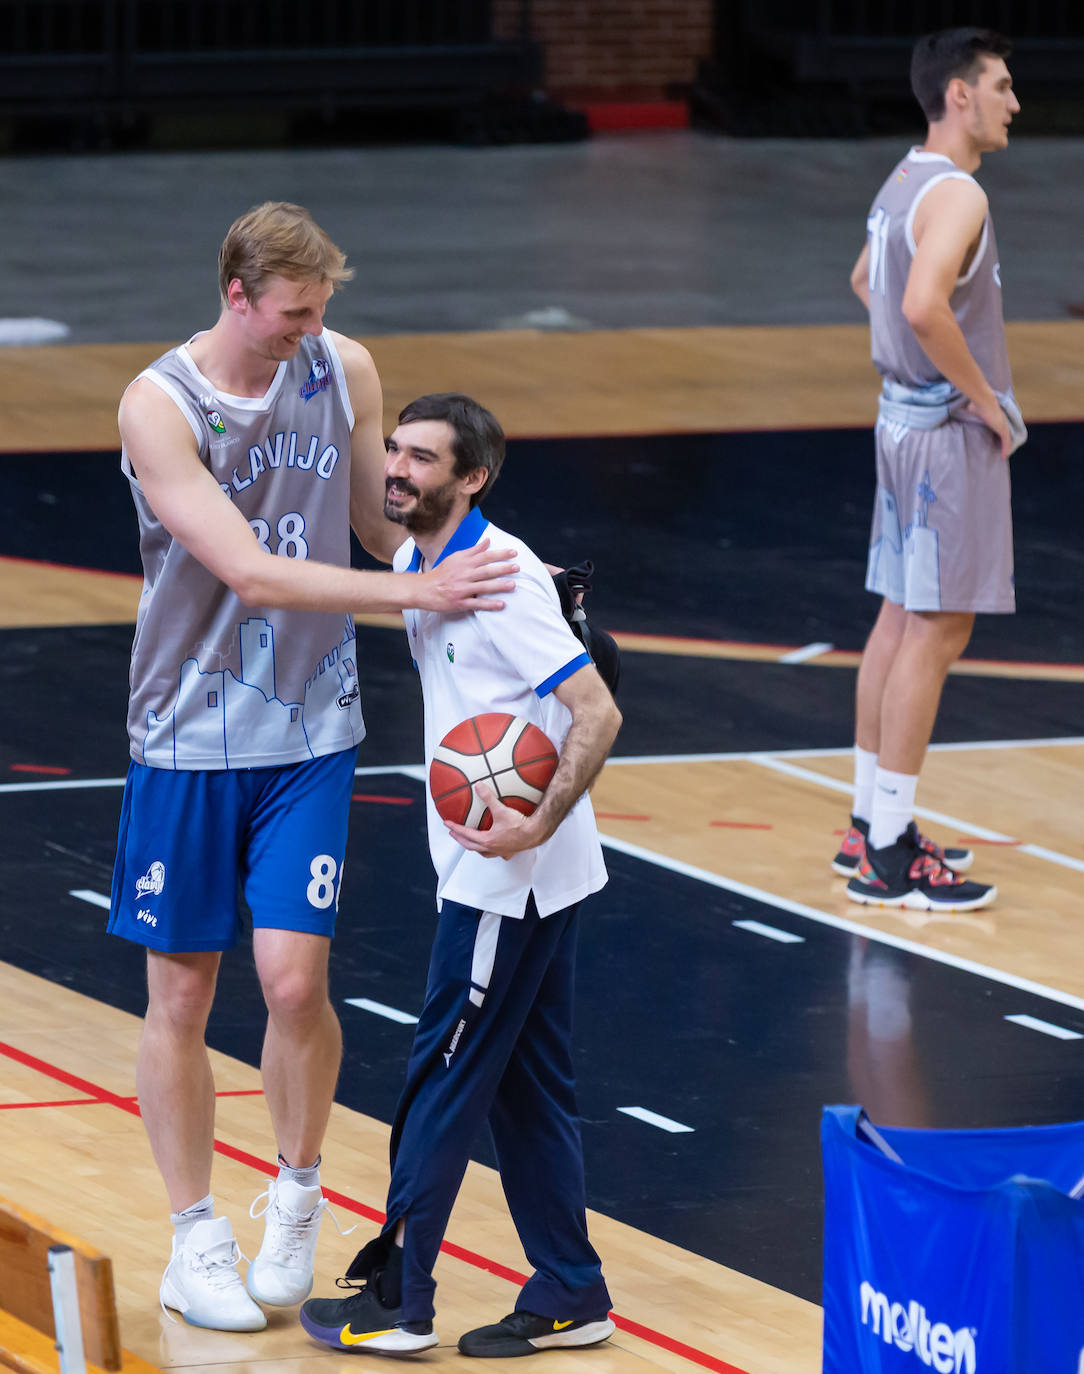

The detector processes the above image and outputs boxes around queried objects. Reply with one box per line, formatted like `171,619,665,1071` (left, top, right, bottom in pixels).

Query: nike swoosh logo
553,1320,574,1331
339,1325,396,1346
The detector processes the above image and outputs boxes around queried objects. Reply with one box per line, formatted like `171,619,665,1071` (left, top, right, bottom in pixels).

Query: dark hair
910,28,1012,122
397,393,506,507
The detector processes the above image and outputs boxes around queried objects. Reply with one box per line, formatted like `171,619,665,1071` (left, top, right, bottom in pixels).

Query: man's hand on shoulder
416,538,518,613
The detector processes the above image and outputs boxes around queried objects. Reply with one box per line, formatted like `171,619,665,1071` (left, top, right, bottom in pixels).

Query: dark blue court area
6,419,1084,661
3,775,1084,1304
2,421,1082,1305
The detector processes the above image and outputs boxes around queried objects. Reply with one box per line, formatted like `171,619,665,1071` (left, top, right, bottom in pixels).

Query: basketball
430,713,559,830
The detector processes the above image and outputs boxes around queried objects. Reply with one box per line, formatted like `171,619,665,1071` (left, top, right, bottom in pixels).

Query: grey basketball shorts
865,415,1015,614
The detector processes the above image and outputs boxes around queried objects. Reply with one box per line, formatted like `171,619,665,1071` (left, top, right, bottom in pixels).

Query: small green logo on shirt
205,407,226,434
446,642,455,663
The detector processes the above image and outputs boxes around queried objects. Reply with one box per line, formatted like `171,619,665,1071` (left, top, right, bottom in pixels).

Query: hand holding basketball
430,713,558,833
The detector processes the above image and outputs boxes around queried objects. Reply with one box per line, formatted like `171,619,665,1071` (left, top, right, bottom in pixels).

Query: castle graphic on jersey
142,616,360,767
866,466,942,609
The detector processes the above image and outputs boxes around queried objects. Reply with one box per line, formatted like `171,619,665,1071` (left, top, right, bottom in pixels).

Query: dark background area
6,423,1082,663
4,0,1084,152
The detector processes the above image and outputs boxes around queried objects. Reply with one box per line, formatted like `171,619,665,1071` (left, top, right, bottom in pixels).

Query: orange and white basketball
429,713,559,830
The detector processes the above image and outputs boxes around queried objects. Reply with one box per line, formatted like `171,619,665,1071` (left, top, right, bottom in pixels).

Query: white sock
869,768,918,850
853,745,878,825
171,1193,214,1244
277,1152,321,1192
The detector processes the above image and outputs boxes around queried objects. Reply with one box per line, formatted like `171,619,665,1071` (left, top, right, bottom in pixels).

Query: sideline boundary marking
2,735,1082,796
0,1037,745,1374
6,738,1083,1005
596,833,1084,1016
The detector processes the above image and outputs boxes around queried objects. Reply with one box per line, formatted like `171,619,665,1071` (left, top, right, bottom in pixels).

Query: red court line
0,1097,102,1110
0,1038,744,1374
352,793,414,805
10,763,72,775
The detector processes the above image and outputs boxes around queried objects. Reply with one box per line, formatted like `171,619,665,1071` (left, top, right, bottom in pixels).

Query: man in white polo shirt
300,393,622,1358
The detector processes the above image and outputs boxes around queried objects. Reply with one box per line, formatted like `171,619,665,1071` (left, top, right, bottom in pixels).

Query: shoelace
501,1311,544,1334
159,1234,251,1323
909,851,958,884
249,1181,355,1262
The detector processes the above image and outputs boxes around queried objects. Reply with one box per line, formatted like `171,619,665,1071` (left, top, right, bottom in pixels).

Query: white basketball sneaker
245,1178,326,1306
160,1216,267,1331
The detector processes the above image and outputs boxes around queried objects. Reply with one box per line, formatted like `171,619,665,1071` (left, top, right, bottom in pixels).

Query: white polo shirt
393,507,608,918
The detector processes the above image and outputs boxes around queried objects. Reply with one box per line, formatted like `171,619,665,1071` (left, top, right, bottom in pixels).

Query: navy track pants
383,894,610,1323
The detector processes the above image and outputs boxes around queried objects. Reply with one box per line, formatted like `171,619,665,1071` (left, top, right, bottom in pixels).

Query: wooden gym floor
2,319,1083,1374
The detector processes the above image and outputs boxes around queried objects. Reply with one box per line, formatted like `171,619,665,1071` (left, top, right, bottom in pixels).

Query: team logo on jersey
299,357,331,403
337,682,360,710
446,642,455,663
135,861,166,898
205,407,226,434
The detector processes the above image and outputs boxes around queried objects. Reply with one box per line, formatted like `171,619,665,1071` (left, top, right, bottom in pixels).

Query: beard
384,476,461,535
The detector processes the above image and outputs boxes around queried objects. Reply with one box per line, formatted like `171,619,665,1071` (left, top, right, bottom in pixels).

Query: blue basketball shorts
107,748,358,953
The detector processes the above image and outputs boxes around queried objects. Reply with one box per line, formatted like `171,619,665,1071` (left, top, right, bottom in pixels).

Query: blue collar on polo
406,505,488,572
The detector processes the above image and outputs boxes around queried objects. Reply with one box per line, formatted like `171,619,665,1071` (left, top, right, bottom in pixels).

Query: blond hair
218,202,354,303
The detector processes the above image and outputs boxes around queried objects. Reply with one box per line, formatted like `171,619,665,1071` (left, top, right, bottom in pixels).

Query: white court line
748,754,1084,871
618,1106,694,1134
1018,844,1084,875
2,738,1081,794
597,832,1084,1015
1004,1014,1083,1042
732,919,805,944
0,762,426,796
750,755,1017,840
345,997,418,1025
1,777,126,794
778,642,834,664
70,889,111,910
603,735,1084,767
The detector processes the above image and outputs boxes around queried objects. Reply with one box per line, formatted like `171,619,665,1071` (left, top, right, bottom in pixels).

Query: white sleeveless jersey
866,148,1012,394
122,331,366,770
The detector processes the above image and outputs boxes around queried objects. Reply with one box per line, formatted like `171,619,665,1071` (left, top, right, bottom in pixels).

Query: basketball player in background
299,393,621,1357
833,29,1025,911
107,204,516,1332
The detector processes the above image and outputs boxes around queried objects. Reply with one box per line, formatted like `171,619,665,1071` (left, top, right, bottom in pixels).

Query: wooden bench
0,1197,159,1374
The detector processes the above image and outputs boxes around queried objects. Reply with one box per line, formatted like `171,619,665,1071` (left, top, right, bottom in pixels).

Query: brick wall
493,0,714,104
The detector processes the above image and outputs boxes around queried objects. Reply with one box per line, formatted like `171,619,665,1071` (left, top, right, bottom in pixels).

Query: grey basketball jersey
123,331,366,769
866,148,1012,394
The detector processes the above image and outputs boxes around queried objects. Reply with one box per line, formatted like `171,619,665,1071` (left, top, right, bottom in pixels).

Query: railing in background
0,0,541,133
740,0,1084,39
695,0,1084,135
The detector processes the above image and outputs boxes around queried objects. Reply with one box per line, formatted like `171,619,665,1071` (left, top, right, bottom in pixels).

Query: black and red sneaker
831,815,870,876
845,823,994,911
832,814,974,876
